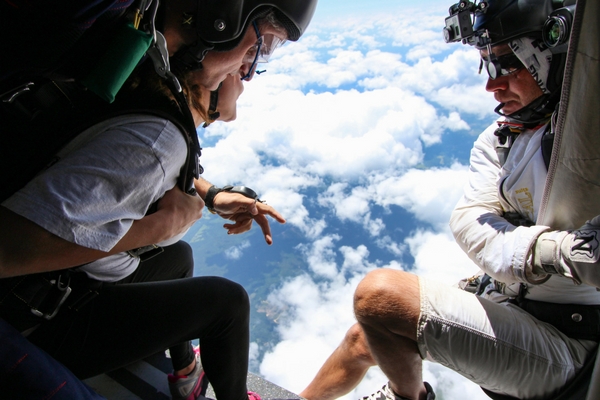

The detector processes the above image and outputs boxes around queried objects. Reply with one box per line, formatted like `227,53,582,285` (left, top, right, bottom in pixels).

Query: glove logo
569,230,600,263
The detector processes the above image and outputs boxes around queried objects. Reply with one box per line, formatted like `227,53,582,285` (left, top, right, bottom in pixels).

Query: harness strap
494,120,553,169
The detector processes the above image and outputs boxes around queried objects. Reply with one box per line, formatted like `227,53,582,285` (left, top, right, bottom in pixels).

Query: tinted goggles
480,52,525,80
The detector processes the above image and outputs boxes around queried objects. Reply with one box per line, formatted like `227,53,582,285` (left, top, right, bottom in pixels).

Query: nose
240,62,257,81
485,75,508,92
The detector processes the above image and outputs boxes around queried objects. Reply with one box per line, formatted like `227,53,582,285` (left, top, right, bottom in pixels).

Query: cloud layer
198,2,495,399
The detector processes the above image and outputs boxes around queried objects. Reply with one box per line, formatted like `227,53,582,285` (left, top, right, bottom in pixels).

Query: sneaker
248,391,262,400
360,382,435,400
168,353,209,400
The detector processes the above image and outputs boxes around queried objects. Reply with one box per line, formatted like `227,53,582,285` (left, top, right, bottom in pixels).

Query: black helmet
196,0,318,45
471,0,553,48
173,0,318,73
443,0,575,125
444,0,574,50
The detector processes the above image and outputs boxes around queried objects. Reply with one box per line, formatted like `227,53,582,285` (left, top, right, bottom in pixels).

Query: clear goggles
241,21,286,80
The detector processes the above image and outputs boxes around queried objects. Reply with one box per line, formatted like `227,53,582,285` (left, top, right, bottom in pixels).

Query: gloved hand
531,216,600,286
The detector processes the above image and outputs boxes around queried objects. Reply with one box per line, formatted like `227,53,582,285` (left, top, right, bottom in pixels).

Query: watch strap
204,185,231,212
204,185,262,213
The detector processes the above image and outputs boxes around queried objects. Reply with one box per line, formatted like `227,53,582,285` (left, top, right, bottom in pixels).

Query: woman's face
192,23,287,91
212,74,245,122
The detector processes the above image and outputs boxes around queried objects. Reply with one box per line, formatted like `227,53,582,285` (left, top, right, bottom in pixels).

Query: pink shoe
248,391,262,400
167,351,208,400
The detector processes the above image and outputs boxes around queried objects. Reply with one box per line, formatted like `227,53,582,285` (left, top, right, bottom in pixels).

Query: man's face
193,22,287,91
481,44,544,115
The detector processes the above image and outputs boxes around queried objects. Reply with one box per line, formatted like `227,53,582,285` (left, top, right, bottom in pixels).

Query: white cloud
269,190,326,239
372,163,469,229
296,234,341,279
318,183,370,223
225,240,250,260
407,229,480,284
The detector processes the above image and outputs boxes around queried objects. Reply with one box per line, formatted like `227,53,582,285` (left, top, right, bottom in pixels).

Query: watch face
229,186,258,200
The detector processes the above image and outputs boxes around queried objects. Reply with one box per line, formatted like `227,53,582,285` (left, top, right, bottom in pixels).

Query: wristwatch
204,185,262,213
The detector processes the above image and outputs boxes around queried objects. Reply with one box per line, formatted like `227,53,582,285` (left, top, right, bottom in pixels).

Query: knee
354,269,397,317
220,278,250,318
354,269,416,324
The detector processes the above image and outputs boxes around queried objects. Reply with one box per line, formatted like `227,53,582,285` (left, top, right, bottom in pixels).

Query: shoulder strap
494,124,519,167
540,123,554,171
494,122,553,170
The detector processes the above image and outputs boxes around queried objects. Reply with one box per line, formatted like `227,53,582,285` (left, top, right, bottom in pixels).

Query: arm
0,116,201,278
194,178,286,245
449,125,549,284
0,186,204,278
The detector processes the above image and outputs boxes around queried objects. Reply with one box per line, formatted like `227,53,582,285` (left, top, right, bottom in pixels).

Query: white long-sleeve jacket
450,121,600,304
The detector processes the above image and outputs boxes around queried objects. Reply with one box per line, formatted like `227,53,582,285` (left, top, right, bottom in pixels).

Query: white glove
532,216,600,286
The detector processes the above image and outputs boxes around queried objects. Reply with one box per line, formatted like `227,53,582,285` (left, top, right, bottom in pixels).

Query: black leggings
27,241,250,400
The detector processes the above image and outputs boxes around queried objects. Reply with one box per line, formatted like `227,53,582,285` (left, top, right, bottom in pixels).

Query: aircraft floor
83,352,302,400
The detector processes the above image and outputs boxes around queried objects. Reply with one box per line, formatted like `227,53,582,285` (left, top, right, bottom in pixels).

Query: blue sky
192,1,499,398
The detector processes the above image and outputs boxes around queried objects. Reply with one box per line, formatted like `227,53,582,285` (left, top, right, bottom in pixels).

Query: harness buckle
1,82,35,104
30,274,72,320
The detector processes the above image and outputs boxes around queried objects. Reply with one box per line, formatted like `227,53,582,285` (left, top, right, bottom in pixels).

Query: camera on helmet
542,4,575,50
443,1,490,44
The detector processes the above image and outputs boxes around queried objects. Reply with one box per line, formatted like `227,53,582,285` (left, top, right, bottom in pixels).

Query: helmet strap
203,84,221,128
494,88,559,128
171,41,212,74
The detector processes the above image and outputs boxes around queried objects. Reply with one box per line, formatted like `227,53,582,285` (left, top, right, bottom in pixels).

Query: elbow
448,210,462,241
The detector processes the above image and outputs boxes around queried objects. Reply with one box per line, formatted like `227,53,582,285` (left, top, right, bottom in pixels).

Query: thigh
117,240,194,284
28,275,249,379
417,277,597,399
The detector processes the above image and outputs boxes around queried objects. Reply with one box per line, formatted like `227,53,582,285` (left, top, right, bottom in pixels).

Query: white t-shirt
2,114,188,281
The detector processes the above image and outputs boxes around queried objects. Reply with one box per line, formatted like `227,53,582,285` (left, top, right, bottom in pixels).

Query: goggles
479,52,525,80
241,21,286,81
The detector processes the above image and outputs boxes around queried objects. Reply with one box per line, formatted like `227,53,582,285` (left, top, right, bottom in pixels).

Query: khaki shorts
416,277,597,399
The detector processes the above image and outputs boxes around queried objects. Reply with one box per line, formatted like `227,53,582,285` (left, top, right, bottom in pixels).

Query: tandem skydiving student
0,1,318,400
300,1,599,400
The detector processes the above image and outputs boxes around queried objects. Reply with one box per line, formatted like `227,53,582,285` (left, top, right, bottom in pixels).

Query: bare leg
300,323,376,400
354,269,427,400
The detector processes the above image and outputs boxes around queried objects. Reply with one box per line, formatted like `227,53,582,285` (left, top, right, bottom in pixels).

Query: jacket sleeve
449,124,548,284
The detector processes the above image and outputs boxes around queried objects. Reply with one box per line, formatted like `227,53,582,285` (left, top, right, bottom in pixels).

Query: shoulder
477,121,501,143
86,114,188,160
471,121,501,157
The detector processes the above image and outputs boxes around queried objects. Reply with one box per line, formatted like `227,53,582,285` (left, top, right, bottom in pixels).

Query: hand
532,216,600,286
154,186,205,239
212,192,286,245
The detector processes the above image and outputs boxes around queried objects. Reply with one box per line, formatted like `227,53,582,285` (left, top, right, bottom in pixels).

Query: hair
256,9,287,38
122,57,209,122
